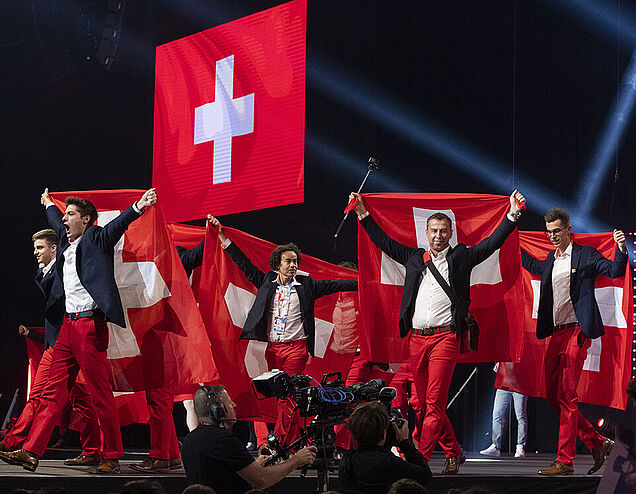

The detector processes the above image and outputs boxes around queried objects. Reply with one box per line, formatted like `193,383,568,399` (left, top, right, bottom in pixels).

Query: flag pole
333,156,380,251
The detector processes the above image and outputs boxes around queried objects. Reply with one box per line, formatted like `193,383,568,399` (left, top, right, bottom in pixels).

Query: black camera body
251,370,404,453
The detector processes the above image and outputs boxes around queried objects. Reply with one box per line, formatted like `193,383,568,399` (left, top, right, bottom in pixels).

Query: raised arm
178,239,205,272
97,188,157,249
208,214,267,288
592,230,628,279
466,190,524,268
520,248,543,275
42,188,65,239
313,278,358,299
350,193,418,266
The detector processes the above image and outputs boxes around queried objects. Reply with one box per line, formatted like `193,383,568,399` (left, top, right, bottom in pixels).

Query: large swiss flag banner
357,193,525,363
153,0,307,222
198,224,358,422
49,190,219,392
166,222,206,301
495,231,632,409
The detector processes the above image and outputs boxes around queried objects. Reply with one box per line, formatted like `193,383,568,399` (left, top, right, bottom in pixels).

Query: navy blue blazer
176,239,205,277
34,263,65,349
360,214,518,341
521,242,628,340
224,242,358,357
46,203,142,328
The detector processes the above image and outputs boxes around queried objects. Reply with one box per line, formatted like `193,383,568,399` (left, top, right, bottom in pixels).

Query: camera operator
339,402,432,494
182,385,317,494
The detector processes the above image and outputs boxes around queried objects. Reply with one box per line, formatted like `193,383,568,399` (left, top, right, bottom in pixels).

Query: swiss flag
356,193,525,363
197,223,358,422
496,231,632,409
153,0,307,222
166,222,206,301
49,189,219,392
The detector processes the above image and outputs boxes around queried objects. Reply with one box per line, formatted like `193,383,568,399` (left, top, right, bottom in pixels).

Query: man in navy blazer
521,208,627,476
209,215,358,446
350,190,525,474
1,229,100,462
0,188,157,474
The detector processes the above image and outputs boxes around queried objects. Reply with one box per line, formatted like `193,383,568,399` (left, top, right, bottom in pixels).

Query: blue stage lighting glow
307,54,608,231
544,0,636,45
577,48,636,215
306,133,412,192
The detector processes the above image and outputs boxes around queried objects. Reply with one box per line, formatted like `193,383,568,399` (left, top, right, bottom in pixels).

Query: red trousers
545,326,604,463
2,347,101,457
264,340,309,446
146,387,180,460
23,316,123,459
409,332,462,460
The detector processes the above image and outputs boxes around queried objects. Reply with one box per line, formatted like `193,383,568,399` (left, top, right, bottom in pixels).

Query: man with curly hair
208,215,358,446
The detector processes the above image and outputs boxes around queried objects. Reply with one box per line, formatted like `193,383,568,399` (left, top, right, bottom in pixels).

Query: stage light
598,417,605,428
577,49,636,216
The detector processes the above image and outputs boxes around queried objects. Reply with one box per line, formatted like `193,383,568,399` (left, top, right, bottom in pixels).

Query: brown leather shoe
0,449,39,472
64,454,102,466
169,457,183,470
129,457,170,473
442,453,466,475
88,458,120,474
538,460,574,475
588,438,614,474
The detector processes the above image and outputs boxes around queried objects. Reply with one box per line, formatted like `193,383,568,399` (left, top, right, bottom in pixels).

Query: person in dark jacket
521,207,627,476
208,215,357,446
339,401,432,493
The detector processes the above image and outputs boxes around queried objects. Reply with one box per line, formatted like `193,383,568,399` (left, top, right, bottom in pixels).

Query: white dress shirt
551,243,577,326
222,239,306,342
412,246,453,329
63,236,97,313
41,259,55,276
267,278,306,342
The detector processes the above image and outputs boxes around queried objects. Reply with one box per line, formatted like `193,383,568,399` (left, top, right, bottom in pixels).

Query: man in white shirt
0,188,157,474
521,208,627,476
351,190,525,474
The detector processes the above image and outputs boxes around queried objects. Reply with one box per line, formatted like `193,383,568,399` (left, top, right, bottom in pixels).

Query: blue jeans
492,389,527,448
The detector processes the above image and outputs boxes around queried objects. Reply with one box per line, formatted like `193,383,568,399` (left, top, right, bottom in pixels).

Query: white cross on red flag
356,193,526,363
496,231,632,409
153,0,307,222
49,189,219,392
197,224,358,422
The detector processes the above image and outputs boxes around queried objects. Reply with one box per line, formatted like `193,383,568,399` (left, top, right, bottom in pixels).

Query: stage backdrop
153,0,306,222
198,223,359,422
356,193,525,364
496,231,632,410
49,190,219,392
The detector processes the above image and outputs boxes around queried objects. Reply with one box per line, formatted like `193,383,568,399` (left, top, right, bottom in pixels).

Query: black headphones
200,385,227,424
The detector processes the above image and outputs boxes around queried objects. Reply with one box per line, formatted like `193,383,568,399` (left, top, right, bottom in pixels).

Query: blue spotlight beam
307,54,608,232
577,48,636,216
545,0,636,45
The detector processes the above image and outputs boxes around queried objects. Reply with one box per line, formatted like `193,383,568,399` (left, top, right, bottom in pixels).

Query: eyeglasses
545,227,567,237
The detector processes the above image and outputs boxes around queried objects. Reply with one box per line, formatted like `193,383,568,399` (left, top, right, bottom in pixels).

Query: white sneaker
480,444,500,457
514,445,525,458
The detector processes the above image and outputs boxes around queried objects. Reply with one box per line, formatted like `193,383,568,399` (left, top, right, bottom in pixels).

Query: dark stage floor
0,451,603,494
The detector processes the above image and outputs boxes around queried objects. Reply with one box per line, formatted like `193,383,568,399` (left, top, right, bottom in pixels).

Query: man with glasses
521,208,627,476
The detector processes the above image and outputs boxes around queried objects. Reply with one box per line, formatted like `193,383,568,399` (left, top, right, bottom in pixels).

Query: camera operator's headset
200,385,226,424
